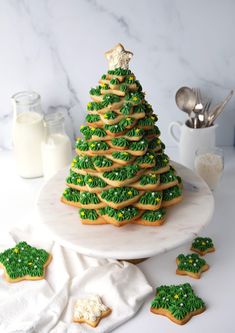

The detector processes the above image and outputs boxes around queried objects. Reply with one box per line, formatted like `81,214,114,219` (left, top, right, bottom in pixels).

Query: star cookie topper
105,43,133,70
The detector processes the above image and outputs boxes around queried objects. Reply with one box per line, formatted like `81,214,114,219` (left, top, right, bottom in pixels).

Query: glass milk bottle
12,91,45,178
41,112,72,180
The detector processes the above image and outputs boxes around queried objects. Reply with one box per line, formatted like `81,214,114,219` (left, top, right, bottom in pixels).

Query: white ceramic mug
168,121,218,169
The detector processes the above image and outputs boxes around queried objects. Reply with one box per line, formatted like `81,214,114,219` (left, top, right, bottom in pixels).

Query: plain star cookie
73,295,111,327
150,283,205,325
0,241,52,283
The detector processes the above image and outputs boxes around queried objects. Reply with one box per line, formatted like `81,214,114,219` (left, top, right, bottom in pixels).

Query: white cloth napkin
0,224,152,333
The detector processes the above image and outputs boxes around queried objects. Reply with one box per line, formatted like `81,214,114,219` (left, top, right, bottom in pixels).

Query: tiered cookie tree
61,43,182,227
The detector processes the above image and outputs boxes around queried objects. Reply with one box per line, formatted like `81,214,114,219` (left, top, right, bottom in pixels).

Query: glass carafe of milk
41,112,72,180
12,91,45,178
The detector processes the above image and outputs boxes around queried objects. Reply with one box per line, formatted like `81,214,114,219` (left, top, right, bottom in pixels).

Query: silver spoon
175,87,197,127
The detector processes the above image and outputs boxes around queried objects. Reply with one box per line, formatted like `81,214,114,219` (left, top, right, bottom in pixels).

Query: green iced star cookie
176,253,209,279
0,241,52,283
150,283,205,325
191,237,215,256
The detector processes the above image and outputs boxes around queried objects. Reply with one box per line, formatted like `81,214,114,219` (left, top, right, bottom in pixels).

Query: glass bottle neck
12,91,42,116
44,112,66,137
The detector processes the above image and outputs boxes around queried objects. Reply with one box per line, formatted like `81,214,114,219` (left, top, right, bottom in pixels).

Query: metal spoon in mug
208,90,234,126
193,88,203,128
175,87,197,127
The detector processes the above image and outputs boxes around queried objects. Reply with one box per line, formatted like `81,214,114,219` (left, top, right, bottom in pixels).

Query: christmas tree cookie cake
61,43,182,227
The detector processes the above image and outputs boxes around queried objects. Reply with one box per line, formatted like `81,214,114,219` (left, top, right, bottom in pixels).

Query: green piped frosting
139,191,162,205
191,237,214,252
129,138,148,151
98,206,139,222
92,155,113,168
103,165,140,181
89,86,101,96
111,137,129,148
86,114,101,123
160,170,177,184
144,126,161,137
79,208,99,221
148,137,162,150
72,155,95,170
120,103,133,115
84,174,108,188
0,241,50,280
125,127,144,138
79,191,101,205
139,173,159,185
142,208,166,221
88,140,109,151
76,139,89,151
103,111,118,120
177,253,207,273
151,154,169,170
108,68,131,76
63,187,80,202
101,187,139,203
135,152,156,165
66,171,86,186
112,151,132,161
110,78,120,85
137,115,158,127
163,185,182,201
151,283,205,321
105,117,134,133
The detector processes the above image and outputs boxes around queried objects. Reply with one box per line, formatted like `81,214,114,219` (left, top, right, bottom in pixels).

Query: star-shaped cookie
73,295,111,327
176,253,209,279
150,283,205,325
105,43,133,70
0,241,52,283
191,237,215,256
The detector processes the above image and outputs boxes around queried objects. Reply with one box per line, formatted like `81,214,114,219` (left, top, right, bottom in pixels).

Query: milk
41,133,72,180
195,152,223,190
12,111,45,178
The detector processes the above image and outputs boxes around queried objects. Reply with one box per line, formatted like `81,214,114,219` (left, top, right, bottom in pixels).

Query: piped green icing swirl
160,170,177,184
84,174,108,188
125,91,144,104
108,68,131,76
151,154,169,170
139,173,159,185
72,155,95,170
101,187,139,203
191,237,214,252
135,152,156,165
120,103,133,115
86,114,101,123
66,171,86,186
163,185,182,201
103,165,140,181
129,138,148,151
144,126,161,137
98,206,139,222
0,241,50,279
79,191,101,205
89,86,101,96
88,141,110,151
112,151,132,161
137,115,158,127
125,127,144,138
63,187,80,202
142,208,166,221
139,191,162,205
111,137,129,148
148,138,162,150
120,83,128,92
105,117,134,133
177,253,207,273
92,155,113,168
150,283,205,320
79,209,98,221
102,94,121,106
76,139,89,151
103,111,118,120
110,78,120,85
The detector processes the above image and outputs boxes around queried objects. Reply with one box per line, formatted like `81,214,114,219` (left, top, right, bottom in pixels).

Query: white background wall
0,0,235,149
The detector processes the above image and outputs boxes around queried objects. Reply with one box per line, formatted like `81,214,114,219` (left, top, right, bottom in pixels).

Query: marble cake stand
36,162,214,260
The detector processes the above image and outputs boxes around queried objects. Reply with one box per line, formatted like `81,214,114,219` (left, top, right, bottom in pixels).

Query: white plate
36,162,214,260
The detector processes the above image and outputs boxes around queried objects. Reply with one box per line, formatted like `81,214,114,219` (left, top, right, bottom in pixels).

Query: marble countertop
1,147,235,332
